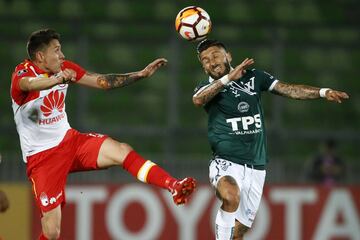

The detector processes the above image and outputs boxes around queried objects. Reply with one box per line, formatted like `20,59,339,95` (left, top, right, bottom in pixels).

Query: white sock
215,208,236,240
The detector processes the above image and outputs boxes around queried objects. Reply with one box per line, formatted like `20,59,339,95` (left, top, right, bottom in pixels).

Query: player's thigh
216,175,240,204
233,220,249,239
97,137,133,168
41,205,61,234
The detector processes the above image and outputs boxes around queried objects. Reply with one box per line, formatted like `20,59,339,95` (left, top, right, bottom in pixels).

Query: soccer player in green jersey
193,39,349,240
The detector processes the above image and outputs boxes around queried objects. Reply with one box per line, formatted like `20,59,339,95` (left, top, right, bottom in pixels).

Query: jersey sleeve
11,64,35,92
193,79,211,96
62,60,86,81
255,69,278,92
11,63,39,105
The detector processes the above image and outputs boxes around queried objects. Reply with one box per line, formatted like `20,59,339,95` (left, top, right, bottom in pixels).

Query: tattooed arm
80,71,144,89
272,81,349,103
76,58,167,89
193,58,254,107
193,80,225,107
272,81,321,99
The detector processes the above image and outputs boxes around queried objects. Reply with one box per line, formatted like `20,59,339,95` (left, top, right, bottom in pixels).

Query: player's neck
32,60,50,74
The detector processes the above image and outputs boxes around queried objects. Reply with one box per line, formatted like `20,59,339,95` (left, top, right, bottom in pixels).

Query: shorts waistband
210,158,266,170
241,163,266,170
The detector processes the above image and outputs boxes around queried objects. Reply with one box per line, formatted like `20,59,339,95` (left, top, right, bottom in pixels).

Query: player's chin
208,71,221,80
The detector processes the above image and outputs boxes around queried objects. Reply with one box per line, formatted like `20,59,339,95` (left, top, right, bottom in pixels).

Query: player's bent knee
217,177,240,203
118,142,133,153
222,189,240,206
114,142,133,164
99,139,134,167
217,180,240,209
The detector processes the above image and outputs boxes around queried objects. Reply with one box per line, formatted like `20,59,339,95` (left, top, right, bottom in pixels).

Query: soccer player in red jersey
10,29,196,240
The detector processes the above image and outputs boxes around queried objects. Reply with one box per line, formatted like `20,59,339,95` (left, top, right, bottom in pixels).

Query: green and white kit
194,68,278,167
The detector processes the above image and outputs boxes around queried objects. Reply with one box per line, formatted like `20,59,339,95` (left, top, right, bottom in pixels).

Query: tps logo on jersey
40,90,65,117
226,114,262,135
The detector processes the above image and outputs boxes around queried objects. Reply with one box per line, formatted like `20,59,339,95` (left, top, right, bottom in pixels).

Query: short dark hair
196,39,227,54
27,29,60,60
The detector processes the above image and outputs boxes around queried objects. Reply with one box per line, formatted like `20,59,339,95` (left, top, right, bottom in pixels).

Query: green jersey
194,69,278,166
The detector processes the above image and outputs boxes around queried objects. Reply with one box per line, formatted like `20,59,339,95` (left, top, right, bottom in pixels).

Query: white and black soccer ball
175,6,212,41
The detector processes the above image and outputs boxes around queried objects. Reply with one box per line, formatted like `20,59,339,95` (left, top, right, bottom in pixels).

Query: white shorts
209,158,266,227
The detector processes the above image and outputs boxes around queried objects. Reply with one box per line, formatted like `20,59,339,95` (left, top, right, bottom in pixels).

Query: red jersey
11,60,86,162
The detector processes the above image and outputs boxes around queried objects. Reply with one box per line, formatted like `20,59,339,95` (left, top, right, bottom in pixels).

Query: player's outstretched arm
272,81,349,103
76,58,168,90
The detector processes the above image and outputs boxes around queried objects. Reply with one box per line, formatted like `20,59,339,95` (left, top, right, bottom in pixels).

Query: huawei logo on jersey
40,91,65,117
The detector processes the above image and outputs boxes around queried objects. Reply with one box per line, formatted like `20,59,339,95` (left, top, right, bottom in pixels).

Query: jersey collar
25,59,52,76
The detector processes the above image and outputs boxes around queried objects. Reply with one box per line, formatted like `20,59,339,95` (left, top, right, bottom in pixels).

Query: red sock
122,150,176,190
39,233,48,240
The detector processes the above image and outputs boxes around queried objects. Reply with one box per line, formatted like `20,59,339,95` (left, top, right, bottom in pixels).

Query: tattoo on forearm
273,82,320,99
96,73,140,89
195,80,224,104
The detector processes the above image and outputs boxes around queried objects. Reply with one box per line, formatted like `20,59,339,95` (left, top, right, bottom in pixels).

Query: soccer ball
175,6,212,41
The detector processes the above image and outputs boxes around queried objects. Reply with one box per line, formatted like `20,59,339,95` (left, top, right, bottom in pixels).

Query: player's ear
198,56,208,74
36,51,45,62
226,52,232,62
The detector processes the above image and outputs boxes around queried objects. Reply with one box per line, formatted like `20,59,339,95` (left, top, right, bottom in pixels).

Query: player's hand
140,58,168,78
325,90,349,103
228,58,254,81
55,69,77,84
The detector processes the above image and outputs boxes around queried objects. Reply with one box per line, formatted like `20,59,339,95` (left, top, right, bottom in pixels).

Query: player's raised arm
272,81,349,103
19,69,76,91
76,58,168,90
193,56,254,107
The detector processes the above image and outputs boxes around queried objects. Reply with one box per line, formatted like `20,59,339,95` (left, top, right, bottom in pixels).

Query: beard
208,59,231,80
